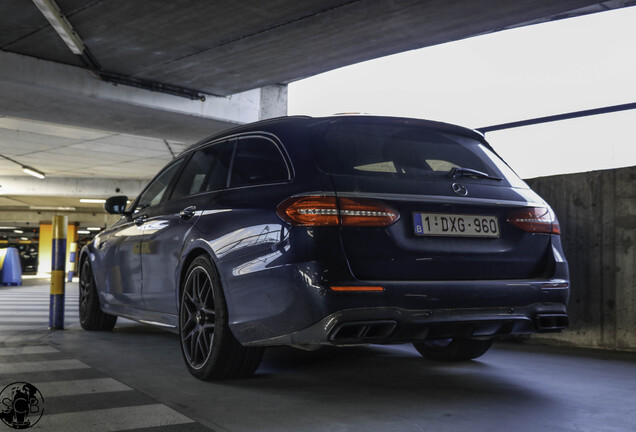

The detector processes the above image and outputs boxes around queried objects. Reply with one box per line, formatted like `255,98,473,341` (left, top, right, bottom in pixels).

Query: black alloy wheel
79,259,117,331
179,255,264,380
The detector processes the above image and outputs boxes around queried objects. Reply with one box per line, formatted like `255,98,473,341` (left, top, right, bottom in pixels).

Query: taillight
277,195,399,227
508,207,560,235
276,196,339,226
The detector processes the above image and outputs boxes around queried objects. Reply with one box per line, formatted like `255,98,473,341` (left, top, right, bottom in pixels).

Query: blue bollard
67,242,77,282
0,247,22,286
50,215,67,330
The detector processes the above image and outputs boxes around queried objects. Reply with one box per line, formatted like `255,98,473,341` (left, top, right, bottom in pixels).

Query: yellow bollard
49,215,67,329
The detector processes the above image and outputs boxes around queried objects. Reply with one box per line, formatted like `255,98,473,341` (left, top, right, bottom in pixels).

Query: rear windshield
309,120,525,187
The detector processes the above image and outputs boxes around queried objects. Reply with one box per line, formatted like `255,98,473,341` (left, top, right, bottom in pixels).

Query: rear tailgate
332,177,551,281
308,117,555,282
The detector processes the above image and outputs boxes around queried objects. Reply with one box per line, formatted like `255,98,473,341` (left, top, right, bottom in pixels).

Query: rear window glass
229,137,289,188
309,120,523,186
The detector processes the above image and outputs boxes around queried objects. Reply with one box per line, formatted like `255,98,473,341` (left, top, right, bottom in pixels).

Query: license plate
413,213,500,238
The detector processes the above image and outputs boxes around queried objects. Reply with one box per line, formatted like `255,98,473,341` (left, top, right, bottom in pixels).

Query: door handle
180,206,197,220
134,214,148,226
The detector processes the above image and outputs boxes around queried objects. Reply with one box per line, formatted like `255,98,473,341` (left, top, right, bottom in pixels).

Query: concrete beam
0,51,288,142
0,176,145,197
0,208,118,228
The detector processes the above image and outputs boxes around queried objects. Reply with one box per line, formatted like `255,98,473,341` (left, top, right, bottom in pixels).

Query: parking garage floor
1,278,636,432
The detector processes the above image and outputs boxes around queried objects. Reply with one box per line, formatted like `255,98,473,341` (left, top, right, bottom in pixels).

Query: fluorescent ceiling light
77,230,90,234
13,230,23,234
0,155,45,179
86,227,102,231
0,226,17,230
29,206,76,211
79,199,106,203
32,0,85,55
22,166,45,179
20,237,29,241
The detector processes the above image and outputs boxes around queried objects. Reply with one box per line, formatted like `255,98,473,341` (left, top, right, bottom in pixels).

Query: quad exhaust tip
330,320,397,342
535,314,569,331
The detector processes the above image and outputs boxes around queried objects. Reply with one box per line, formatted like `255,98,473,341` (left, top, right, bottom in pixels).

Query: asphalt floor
1,277,636,431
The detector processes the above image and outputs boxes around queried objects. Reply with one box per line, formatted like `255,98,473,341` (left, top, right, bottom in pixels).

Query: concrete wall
526,166,636,351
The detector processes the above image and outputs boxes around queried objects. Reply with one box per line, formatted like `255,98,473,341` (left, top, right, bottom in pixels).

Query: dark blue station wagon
79,115,569,380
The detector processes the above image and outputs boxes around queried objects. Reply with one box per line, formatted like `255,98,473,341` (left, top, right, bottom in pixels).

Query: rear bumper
244,301,568,346
227,254,569,345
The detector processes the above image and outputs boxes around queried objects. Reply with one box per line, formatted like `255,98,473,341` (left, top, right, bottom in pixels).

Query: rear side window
229,137,289,188
309,121,520,185
172,140,232,198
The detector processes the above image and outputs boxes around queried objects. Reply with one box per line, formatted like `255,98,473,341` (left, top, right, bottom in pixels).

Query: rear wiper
448,167,502,181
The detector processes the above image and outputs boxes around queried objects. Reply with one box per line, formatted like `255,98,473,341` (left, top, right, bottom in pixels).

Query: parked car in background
79,115,569,380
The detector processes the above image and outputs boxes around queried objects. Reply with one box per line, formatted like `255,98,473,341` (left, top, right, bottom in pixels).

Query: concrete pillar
38,222,52,275
38,221,78,275
259,84,288,120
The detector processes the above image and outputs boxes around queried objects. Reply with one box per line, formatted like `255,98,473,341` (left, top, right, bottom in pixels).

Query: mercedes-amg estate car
79,115,569,380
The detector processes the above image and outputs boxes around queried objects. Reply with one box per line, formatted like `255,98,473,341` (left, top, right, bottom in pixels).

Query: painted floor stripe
33,404,195,431
33,378,133,397
0,359,91,374
0,316,78,322
0,317,79,323
0,311,80,314
0,333,54,343
2,299,68,310
0,313,80,318
0,294,79,296
0,324,51,330
0,345,60,356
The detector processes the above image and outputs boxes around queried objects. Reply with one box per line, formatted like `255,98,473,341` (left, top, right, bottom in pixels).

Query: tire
79,258,117,331
413,338,493,362
179,256,264,380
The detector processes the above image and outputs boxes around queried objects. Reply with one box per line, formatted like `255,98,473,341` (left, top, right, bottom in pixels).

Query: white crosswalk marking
32,404,196,431
0,284,81,334
0,317,78,323
0,345,60,355
33,378,133,397
0,282,203,431
0,324,54,330
0,313,79,317
0,359,91,374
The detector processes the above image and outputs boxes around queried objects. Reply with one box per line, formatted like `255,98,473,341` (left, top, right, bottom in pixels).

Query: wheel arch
78,246,91,279
177,246,218,309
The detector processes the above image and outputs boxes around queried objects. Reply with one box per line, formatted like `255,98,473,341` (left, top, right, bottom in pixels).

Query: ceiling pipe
479,102,636,133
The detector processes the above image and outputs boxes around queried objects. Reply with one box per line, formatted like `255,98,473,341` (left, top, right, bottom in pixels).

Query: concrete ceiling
1,0,634,223
2,0,630,96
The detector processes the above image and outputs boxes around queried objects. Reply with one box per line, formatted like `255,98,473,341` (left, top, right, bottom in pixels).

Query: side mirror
104,196,129,215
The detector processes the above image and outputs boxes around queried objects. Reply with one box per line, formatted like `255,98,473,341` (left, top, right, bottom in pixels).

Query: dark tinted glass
310,121,504,180
202,140,233,192
229,137,289,188
134,158,185,212
172,141,230,199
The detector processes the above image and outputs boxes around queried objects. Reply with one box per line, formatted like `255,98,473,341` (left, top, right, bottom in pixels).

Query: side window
171,141,230,199
134,158,184,213
229,137,289,188
202,140,233,192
